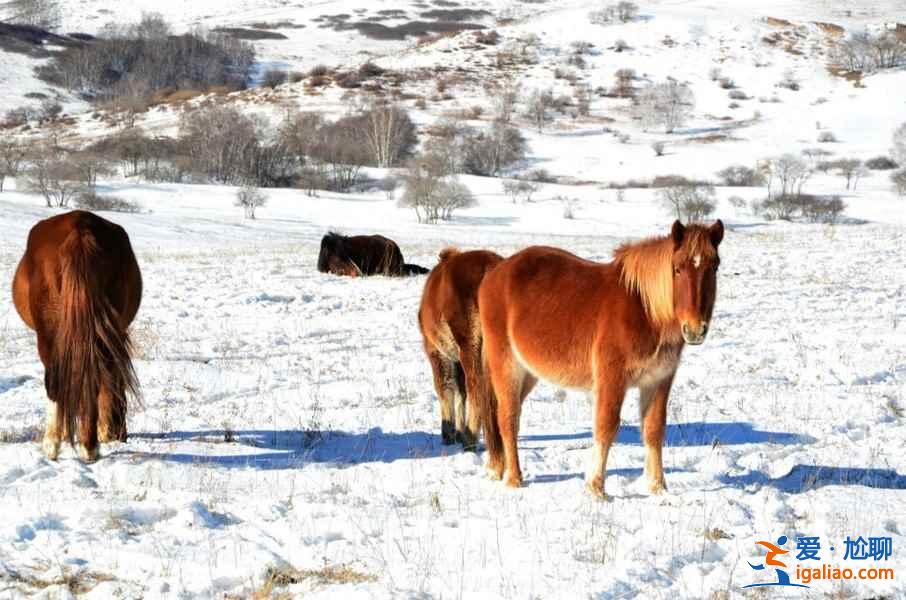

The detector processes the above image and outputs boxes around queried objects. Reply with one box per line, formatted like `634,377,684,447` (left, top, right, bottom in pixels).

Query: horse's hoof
503,474,523,489
458,433,478,452
78,445,99,463
486,463,504,480
585,478,610,500
649,480,667,496
42,438,60,461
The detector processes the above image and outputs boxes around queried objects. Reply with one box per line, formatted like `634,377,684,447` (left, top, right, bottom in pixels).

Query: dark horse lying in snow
317,232,428,277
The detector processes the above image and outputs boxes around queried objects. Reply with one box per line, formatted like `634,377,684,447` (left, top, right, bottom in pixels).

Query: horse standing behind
12,210,142,462
478,220,724,497
317,232,428,277
418,248,503,449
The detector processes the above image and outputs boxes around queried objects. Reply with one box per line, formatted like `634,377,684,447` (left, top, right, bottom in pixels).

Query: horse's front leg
639,373,676,495
586,374,627,499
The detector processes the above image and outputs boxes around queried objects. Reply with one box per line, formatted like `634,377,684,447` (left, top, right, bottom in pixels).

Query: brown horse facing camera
478,220,724,497
12,211,142,462
418,248,503,450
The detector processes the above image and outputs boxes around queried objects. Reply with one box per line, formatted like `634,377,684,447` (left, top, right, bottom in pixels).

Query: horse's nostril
701,323,708,335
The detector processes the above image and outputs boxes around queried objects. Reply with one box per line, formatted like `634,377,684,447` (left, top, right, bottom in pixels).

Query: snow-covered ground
1,181,904,598
1,0,906,597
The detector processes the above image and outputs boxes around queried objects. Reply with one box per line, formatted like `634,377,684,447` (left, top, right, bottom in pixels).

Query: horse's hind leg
36,334,62,460
458,344,483,452
486,351,528,488
427,351,457,445
98,385,127,443
78,398,99,462
42,399,62,460
452,362,475,449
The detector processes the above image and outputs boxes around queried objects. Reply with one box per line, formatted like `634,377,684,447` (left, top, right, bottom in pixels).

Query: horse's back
479,246,618,389
482,246,610,308
420,249,503,353
15,211,141,330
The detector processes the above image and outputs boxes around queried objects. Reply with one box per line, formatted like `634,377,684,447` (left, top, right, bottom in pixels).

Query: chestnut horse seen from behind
478,220,723,497
418,248,503,449
13,210,142,462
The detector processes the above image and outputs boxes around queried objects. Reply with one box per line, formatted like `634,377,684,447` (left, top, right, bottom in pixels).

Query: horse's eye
673,267,681,275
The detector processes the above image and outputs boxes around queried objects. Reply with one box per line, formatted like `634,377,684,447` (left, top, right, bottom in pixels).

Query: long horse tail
49,225,138,446
477,339,502,460
403,263,430,276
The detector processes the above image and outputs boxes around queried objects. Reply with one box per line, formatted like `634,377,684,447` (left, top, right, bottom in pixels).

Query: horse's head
328,256,360,277
670,219,723,345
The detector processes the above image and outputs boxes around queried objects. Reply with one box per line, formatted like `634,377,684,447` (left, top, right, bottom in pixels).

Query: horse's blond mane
614,227,714,328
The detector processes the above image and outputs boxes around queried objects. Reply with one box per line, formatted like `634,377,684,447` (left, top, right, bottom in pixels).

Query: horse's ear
671,220,685,249
709,219,724,248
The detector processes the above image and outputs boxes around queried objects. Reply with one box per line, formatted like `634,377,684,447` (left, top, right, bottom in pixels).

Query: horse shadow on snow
127,427,452,470
127,423,906,492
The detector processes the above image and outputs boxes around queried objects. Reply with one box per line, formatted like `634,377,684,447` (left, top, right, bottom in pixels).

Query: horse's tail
477,340,502,460
403,263,430,276
438,247,460,262
49,225,138,445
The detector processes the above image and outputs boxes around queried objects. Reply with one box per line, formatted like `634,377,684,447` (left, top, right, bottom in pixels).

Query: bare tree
892,122,906,167
833,31,906,73
423,119,467,176
359,102,417,168
71,150,115,189
399,153,475,223
655,175,716,221
575,83,592,116
615,1,638,22
891,169,906,197
7,0,61,29
0,140,28,192
279,110,325,170
25,145,84,207
379,175,399,201
716,164,764,186
235,185,267,219
835,158,863,190
262,69,287,89
502,180,540,203
613,68,635,98
462,121,527,176
307,115,369,192
179,106,259,185
769,154,812,200
636,80,694,133
488,77,521,124
437,180,476,220
525,89,553,132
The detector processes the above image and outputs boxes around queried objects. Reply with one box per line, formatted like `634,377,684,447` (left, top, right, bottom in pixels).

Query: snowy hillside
1,0,905,598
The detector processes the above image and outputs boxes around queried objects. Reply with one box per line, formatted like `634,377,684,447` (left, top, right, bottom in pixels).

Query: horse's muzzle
682,322,709,345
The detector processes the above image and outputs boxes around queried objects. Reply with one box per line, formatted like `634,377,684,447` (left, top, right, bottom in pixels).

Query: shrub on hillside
716,165,764,187
262,69,288,88
865,156,898,170
75,191,140,213
36,14,255,102
656,175,716,221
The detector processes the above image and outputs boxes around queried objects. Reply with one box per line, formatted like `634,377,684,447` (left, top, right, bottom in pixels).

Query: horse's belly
510,337,593,390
